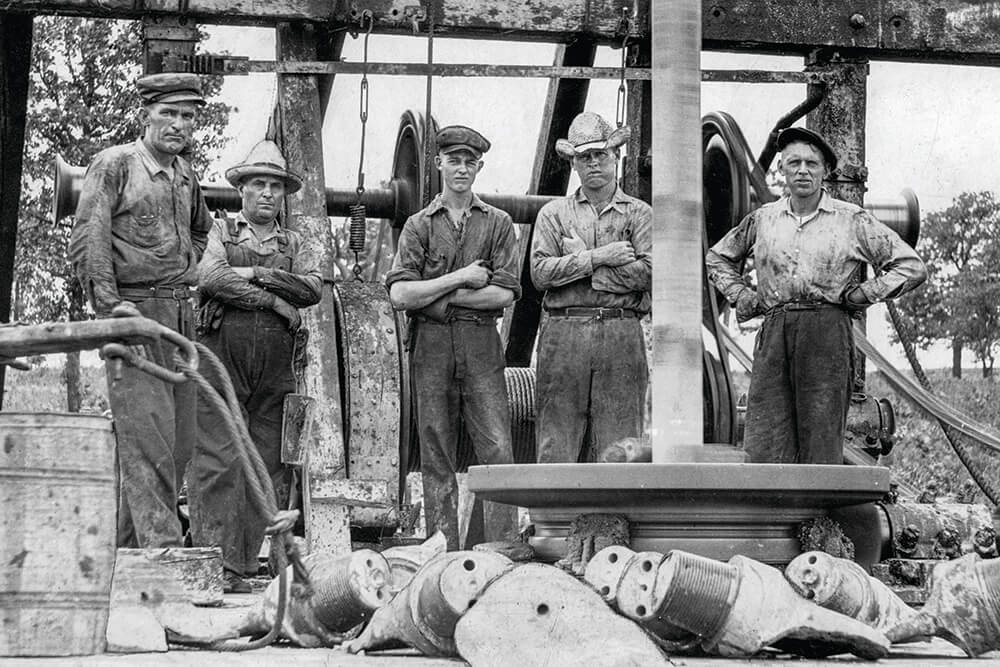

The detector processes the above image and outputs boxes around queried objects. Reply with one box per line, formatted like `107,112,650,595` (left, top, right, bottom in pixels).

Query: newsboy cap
555,111,630,161
137,73,206,106
436,125,490,158
225,140,303,194
776,126,838,170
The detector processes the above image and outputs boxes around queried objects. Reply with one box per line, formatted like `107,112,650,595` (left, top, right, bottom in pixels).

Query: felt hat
136,72,206,106
776,126,838,170
225,140,303,194
555,112,630,160
436,125,491,159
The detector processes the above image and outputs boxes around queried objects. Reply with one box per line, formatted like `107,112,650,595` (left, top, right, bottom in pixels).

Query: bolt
800,568,819,586
709,5,725,20
890,15,904,29
849,13,866,29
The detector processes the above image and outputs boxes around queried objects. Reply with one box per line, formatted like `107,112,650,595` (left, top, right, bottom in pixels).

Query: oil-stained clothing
530,187,651,463
70,139,211,548
706,190,927,463
191,214,321,575
385,193,520,551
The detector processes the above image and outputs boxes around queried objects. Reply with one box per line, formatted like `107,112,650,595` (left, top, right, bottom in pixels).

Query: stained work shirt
531,187,652,313
385,193,522,318
198,213,322,319
706,190,927,309
70,139,213,314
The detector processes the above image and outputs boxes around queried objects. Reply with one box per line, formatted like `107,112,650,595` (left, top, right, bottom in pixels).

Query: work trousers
411,319,516,551
108,296,196,548
535,316,647,463
189,308,294,575
744,306,854,464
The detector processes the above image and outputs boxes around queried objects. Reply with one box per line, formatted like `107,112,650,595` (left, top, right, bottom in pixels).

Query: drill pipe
886,553,1000,656
785,551,917,632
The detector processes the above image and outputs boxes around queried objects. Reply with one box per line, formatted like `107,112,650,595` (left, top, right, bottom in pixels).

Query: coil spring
348,204,366,254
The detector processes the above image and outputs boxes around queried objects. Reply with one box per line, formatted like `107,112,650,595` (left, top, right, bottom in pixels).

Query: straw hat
225,140,303,194
555,112,630,160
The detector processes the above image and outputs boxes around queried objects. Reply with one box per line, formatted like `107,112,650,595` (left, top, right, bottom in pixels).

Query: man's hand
592,241,636,268
455,259,492,289
232,266,255,280
420,295,452,323
272,296,302,331
735,289,763,323
842,285,870,312
562,228,587,255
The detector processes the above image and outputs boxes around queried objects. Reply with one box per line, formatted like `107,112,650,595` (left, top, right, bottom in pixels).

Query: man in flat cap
530,111,651,463
190,140,321,591
70,73,213,549
706,126,927,464
386,125,519,550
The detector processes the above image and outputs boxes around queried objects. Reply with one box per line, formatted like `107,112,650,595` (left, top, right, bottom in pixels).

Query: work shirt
70,139,213,315
197,213,322,330
706,190,927,310
385,193,521,319
530,187,652,313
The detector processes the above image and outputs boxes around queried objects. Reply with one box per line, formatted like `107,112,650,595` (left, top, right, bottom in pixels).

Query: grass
2,360,108,414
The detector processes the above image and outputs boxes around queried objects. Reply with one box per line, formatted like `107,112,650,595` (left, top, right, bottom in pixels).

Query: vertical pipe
651,2,703,459
0,14,34,408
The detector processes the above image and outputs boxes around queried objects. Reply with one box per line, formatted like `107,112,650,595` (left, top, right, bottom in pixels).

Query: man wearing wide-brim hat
530,111,652,463
70,72,213,551
190,139,322,591
706,126,926,464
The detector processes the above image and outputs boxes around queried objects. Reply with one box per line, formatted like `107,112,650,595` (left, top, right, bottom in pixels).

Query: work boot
223,569,252,594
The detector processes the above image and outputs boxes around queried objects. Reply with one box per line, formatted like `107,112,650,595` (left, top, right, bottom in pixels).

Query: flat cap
436,125,490,158
137,73,206,106
776,126,837,170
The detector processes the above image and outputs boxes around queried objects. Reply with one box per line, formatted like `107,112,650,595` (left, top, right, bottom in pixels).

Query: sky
196,26,1000,372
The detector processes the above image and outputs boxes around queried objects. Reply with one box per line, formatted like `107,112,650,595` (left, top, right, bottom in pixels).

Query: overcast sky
201,26,1000,370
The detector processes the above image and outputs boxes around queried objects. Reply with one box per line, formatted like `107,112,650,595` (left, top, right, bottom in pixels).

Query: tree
14,16,232,410
891,191,1000,378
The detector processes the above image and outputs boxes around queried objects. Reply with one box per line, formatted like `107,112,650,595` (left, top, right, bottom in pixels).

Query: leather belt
767,301,842,314
546,307,639,319
118,286,195,301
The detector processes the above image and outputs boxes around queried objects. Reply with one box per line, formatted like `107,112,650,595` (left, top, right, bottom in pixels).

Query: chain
615,8,631,129
350,10,375,281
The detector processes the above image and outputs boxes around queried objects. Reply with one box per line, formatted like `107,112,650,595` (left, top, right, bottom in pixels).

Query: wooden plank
703,0,1000,66
502,40,596,367
239,60,651,79
651,2,703,457
0,14,32,408
2,0,649,41
274,21,350,556
702,69,810,83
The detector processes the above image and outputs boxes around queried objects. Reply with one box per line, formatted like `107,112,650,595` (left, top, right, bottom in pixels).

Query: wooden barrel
1,412,116,656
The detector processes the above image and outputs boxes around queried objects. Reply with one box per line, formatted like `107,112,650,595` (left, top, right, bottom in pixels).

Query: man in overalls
190,140,322,591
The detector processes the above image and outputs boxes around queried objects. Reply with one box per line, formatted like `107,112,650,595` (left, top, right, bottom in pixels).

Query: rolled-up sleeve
197,220,275,310
385,216,427,288
706,211,758,304
69,152,121,315
487,212,522,300
592,204,651,294
530,202,595,290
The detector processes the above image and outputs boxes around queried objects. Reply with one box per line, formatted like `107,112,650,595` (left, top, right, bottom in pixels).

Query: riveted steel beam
703,0,1000,66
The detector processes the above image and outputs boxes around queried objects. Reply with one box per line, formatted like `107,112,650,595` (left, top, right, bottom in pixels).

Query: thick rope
168,342,312,650
884,302,1000,505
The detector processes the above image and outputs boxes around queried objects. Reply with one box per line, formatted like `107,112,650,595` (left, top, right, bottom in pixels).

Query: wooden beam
502,40,596,368
623,37,651,204
274,22,349,555
0,14,33,408
234,60,651,79
2,0,648,42
651,2,703,457
703,0,1000,66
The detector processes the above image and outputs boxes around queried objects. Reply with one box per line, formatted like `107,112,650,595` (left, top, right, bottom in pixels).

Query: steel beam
231,60,651,79
651,2,703,458
502,40,596,368
703,0,1000,66
274,22,349,554
2,1,648,42
0,14,33,408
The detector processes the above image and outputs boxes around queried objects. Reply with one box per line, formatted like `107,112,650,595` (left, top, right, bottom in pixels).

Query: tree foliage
13,16,232,324
891,191,1000,377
